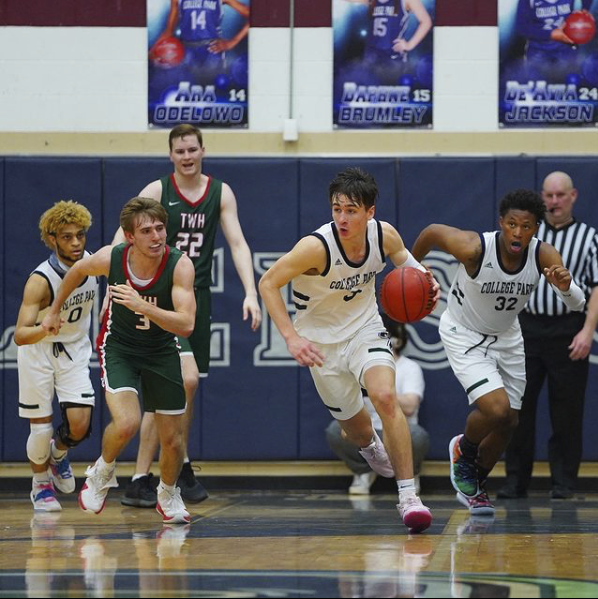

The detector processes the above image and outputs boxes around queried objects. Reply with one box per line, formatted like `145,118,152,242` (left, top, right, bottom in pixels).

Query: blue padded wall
0,159,4,455
102,158,171,244
0,155,596,463
200,159,301,458
495,157,536,204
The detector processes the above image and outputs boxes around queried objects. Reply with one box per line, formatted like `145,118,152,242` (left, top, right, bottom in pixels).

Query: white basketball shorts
18,336,95,419
309,319,396,420
439,309,525,410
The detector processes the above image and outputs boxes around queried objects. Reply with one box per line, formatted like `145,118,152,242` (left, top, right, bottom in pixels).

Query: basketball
150,37,185,68
564,11,596,45
380,267,434,323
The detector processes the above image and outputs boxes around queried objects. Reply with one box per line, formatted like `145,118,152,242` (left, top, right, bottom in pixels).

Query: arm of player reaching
412,224,482,274
258,236,326,367
41,246,112,335
14,275,53,346
539,243,585,312
220,182,262,330
109,254,196,338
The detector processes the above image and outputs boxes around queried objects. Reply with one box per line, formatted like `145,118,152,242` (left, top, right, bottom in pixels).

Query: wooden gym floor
0,466,598,598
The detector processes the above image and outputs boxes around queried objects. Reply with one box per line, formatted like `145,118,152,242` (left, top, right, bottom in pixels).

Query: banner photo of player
500,0,598,127
148,0,249,128
333,0,435,129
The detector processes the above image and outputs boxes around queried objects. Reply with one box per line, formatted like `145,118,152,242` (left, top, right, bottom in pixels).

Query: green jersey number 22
176,232,204,258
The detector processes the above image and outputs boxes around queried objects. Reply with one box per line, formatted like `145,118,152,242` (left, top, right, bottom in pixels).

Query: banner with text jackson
500,0,598,127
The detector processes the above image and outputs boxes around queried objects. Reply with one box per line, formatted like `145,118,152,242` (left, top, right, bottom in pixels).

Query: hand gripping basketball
150,36,185,68
564,11,596,45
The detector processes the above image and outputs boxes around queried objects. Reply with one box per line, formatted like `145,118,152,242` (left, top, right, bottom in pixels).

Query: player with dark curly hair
412,189,585,516
14,200,97,512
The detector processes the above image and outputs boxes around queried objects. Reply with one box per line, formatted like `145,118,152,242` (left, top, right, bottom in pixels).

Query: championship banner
333,0,435,129
500,0,598,127
148,0,249,128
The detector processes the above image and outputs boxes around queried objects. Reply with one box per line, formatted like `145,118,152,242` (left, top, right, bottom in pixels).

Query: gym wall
1,155,597,463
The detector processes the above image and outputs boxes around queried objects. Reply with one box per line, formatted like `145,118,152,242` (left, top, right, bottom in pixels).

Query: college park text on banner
148,0,249,128
500,0,598,127
333,0,435,129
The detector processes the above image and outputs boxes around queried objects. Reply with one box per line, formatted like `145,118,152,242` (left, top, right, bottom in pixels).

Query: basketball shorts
439,310,526,410
178,287,211,377
100,344,185,415
309,319,396,420
18,336,95,419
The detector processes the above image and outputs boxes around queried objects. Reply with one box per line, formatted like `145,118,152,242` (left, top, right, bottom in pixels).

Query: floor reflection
0,491,596,598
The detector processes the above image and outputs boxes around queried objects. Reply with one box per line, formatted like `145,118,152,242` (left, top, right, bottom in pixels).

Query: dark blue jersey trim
310,232,331,277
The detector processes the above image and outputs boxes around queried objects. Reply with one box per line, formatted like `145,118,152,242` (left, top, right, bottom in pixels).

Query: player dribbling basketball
412,189,585,516
259,167,439,533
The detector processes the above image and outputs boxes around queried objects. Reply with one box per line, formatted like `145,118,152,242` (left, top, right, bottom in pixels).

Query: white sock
97,456,115,472
51,443,67,461
132,473,147,482
397,478,416,497
159,480,175,494
33,472,50,485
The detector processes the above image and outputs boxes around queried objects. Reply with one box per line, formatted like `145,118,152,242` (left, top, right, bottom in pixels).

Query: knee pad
56,403,93,448
27,422,54,464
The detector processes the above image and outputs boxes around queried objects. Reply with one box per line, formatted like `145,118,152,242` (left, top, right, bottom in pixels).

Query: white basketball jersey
447,232,542,335
33,252,98,343
293,219,386,343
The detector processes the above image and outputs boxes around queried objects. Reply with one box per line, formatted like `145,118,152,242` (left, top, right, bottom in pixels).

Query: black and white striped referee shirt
525,219,598,316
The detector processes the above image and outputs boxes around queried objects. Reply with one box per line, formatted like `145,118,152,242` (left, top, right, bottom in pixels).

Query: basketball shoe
177,462,209,504
397,494,432,533
449,435,479,498
31,479,61,512
78,460,118,514
359,432,395,477
49,441,76,494
456,489,495,516
156,483,191,524
121,473,157,508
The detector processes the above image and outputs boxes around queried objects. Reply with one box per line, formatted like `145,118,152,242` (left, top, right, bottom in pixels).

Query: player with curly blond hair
14,200,98,512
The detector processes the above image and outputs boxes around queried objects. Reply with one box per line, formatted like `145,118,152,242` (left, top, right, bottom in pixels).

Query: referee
499,171,598,500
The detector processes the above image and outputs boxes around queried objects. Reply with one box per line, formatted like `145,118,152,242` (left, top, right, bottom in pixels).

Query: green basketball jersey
160,174,222,288
98,243,184,355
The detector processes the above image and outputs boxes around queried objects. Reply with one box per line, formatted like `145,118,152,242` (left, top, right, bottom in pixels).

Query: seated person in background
326,315,429,495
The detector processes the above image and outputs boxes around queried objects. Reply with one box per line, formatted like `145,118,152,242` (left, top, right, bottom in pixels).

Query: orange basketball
150,37,185,68
564,11,596,45
380,267,434,323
